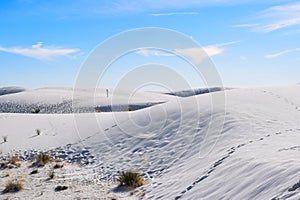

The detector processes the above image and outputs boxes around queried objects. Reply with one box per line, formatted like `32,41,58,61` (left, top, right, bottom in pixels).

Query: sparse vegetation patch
117,171,144,188
3,180,23,193
36,152,51,167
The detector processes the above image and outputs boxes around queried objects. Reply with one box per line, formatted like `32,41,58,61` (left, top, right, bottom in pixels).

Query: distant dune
0,86,26,96
164,87,230,97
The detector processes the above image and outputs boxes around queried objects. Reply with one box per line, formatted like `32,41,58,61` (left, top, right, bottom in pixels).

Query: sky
0,0,300,89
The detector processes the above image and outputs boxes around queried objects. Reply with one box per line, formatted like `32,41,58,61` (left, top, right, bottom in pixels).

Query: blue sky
0,0,300,89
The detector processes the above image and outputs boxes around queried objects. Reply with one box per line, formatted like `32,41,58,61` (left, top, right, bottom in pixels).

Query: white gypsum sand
0,86,299,199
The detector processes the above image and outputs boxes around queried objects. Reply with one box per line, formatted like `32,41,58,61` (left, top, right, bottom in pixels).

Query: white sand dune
0,87,176,113
0,85,299,199
0,86,26,96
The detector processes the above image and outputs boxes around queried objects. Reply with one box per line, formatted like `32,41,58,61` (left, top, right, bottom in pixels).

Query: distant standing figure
106,89,109,98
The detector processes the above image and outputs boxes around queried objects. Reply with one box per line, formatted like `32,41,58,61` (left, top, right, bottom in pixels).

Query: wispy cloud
238,2,300,33
151,12,199,17
11,0,291,17
0,42,80,60
265,48,300,59
232,23,259,28
135,48,173,57
136,41,239,64
255,18,300,33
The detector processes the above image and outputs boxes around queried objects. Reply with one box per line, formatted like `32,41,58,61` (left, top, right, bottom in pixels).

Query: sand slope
0,86,299,199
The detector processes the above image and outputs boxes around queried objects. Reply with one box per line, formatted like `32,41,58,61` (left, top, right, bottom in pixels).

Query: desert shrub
7,157,19,165
36,129,41,135
0,157,20,169
2,136,7,143
7,157,20,168
117,171,144,188
3,180,23,193
0,162,6,169
3,171,10,177
32,108,40,114
36,153,50,166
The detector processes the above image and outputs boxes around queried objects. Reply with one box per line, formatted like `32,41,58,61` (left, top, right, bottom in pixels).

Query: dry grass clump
7,157,20,166
36,153,51,167
117,171,144,188
3,180,23,193
0,157,21,169
3,171,10,177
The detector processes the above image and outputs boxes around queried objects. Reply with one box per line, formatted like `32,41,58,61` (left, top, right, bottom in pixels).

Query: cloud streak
232,23,259,28
238,2,300,33
0,42,80,60
265,48,300,59
151,12,199,16
12,0,292,17
135,48,173,57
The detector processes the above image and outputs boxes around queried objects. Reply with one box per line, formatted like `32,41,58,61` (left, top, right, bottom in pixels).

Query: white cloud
175,41,239,64
0,42,80,60
265,48,300,59
251,2,300,33
136,41,239,64
151,12,199,16
174,47,222,64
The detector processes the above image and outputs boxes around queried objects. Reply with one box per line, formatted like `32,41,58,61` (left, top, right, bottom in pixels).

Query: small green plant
3,180,23,193
36,153,50,166
127,107,133,111
117,171,144,188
